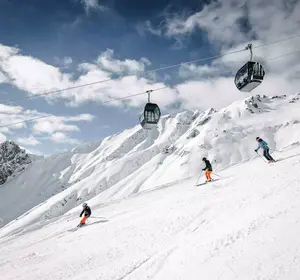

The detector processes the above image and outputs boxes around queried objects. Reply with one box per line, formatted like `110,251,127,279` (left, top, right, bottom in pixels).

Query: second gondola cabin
139,102,161,129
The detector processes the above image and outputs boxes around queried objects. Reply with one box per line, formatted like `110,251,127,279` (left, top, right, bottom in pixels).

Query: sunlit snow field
1,94,300,279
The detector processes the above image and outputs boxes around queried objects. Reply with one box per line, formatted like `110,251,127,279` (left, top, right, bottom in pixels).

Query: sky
0,0,299,155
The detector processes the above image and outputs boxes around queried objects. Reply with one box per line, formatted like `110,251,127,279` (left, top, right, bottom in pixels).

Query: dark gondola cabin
139,102,161,129
234,61,265,92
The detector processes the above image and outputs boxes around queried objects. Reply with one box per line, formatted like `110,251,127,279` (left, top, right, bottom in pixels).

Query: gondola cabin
139,102,161,129
234,61,265,92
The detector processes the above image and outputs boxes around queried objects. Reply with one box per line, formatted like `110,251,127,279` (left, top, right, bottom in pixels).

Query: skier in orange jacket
78,202,91,227
202,157,213,182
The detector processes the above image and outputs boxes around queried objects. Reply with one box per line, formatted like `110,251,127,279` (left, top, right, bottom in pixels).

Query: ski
67,223,86,232
68,227,79,232
195,179,220,186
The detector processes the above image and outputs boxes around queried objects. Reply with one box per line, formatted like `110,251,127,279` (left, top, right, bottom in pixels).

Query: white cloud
0,71,8,83
51,132,81,145
0,102,94,147
1,53,72,97
0,133,6,143
162,0,300,52
178,64,222,79
0,45,177,109
144,20,163,36
32,114,94,135
0,44,18,60
64,75,177,108
165,1,249,47
176,77,249,111
54,56,73,69
67,114,95,122
33,121,79,134
0,104,23,114
96,49,151,75
16,135,40,146
144,0,300,65
63,57,73,66
0,104,38,134
80,0,107,13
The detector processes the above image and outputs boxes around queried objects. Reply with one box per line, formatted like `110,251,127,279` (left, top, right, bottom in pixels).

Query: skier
202,157,213,182
78,202,91,227
255,137,275,163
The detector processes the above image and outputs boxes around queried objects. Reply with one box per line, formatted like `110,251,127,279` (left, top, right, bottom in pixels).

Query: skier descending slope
78,203,91,227
202,157,213,182
255,137,276,163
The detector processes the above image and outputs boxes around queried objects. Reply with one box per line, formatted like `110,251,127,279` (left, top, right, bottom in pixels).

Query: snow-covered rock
0,140,32,185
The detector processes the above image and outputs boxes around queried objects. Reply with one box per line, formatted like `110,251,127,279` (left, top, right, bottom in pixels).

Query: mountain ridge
1,93,300,232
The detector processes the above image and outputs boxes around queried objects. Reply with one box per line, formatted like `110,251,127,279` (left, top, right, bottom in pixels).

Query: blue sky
0,0,299,155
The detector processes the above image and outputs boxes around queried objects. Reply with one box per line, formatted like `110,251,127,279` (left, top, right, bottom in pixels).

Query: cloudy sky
0,0,299,155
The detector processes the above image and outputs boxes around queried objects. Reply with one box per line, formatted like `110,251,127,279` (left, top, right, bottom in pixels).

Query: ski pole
195,173,203,185
256,151,267,163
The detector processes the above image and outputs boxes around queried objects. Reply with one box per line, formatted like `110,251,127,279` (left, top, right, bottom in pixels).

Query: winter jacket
256,139,269,151
80,206,91,217
202,159,212,171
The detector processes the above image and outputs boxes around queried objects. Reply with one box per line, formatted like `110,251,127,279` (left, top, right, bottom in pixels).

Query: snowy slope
1,93,300,233
1,145,300,279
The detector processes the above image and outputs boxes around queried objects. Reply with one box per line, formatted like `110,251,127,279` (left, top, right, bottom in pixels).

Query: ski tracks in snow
114,247,176,280
115,206,213,280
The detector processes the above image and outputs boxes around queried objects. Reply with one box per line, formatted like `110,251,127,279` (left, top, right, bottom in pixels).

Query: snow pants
205,171,212,181
263,148,274,161
80,216,87,225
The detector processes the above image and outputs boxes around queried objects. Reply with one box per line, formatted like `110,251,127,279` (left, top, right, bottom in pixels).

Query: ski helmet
82,202,87,207
256,137,260,140
202,157,206,161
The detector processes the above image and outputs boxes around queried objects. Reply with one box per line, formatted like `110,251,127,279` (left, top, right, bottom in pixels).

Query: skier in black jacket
78,202,91,227
202,157,213,182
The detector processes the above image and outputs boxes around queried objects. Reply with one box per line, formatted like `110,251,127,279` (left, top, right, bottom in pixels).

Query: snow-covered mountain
0,140,33,185
2,93,300,279
1,93,300,232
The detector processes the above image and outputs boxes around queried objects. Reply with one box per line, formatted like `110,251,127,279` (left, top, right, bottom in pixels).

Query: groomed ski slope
1,146,300,280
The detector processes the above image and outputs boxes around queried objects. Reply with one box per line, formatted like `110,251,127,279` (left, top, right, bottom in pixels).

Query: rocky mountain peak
0,140,32,184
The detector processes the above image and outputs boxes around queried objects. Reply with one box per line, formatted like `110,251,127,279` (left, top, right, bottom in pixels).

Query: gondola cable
1,33,300,106
0,48,300,129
